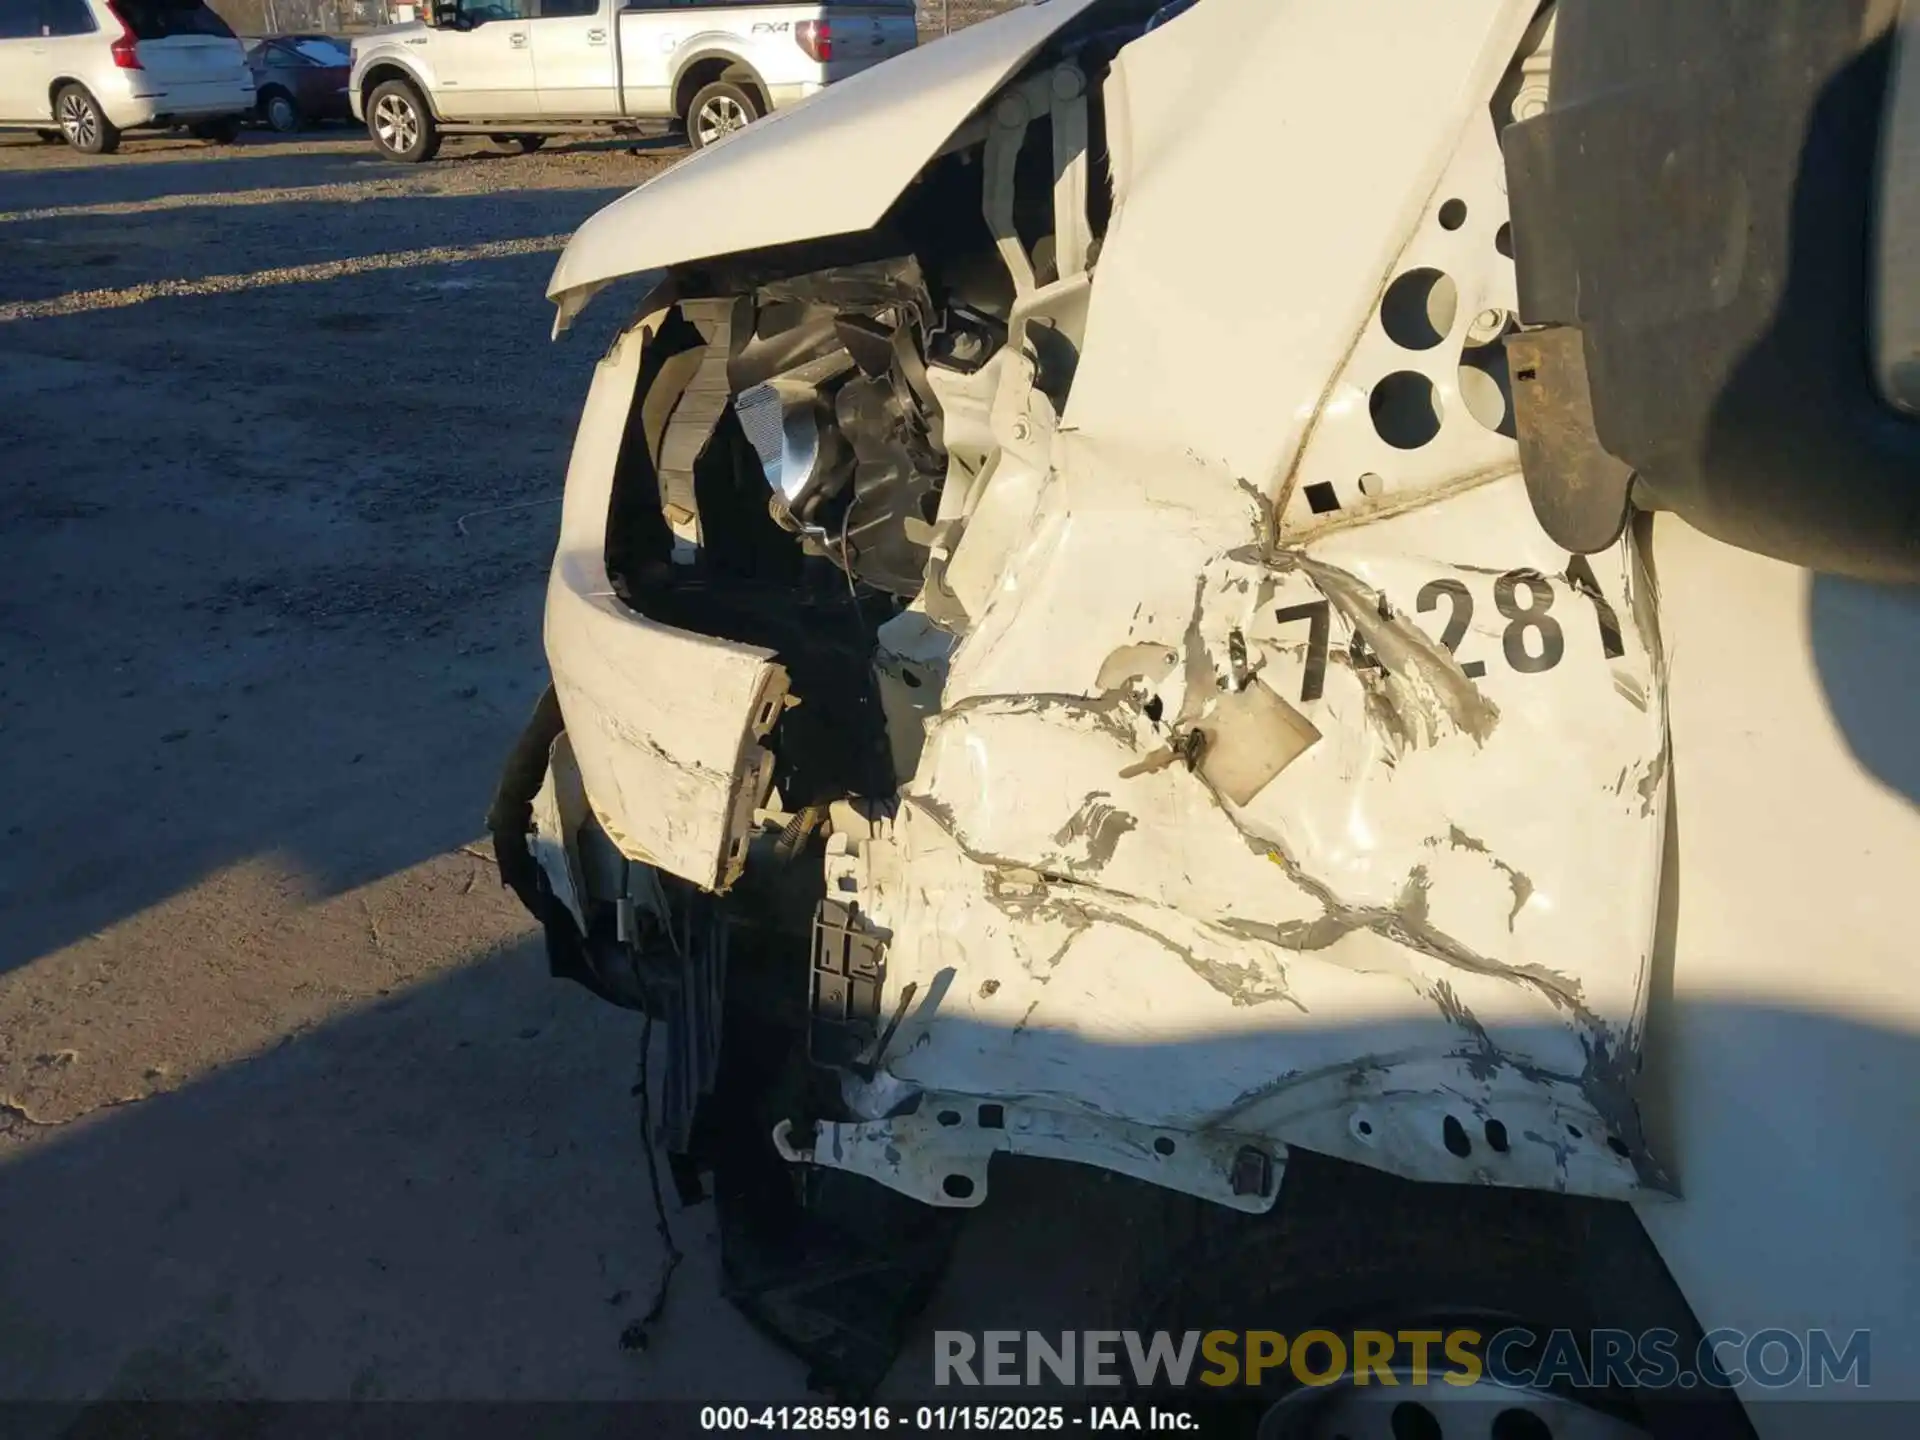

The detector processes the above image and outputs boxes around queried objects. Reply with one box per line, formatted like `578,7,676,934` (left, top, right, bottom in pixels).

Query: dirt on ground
0,125,1141,1412
0,128,796,1408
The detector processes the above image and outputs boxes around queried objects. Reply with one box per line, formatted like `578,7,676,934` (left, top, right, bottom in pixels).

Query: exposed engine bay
490,0,1676,1392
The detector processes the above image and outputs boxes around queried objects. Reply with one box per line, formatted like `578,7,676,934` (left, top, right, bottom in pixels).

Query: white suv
0,0,255,154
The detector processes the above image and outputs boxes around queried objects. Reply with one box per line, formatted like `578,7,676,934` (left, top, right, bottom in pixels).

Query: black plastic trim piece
1503,0,1920,581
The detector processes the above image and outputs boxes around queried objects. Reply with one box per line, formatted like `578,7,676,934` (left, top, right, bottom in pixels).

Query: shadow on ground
0,938,808,1410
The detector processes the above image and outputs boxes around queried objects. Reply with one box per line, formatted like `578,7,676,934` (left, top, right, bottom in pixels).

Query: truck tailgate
825,4,918,62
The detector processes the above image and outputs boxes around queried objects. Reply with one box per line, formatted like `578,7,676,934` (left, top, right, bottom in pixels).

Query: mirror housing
1503,0,1920,583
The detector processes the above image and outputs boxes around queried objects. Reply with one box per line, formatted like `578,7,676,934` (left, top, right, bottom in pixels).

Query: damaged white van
490,0,1919,1432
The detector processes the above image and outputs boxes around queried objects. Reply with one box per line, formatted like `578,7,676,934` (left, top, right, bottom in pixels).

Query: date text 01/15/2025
699,1405,1201,1432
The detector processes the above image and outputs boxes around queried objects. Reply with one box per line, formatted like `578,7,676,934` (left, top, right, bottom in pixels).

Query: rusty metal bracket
1508,325,1636,554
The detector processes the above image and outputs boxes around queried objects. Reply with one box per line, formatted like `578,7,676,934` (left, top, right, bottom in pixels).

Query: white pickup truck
348,0,917,162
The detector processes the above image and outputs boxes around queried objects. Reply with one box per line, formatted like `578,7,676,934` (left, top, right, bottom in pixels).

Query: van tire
366,78,439,163
54,84,118,156
685,79,760,150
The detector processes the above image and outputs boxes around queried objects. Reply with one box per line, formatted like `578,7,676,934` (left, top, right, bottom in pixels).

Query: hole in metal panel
1371,371,1444,449
942,1173,976,1199
937,1109,962,1127
1380,267,1459,350
1485,1118,1511,1153
977,1103,1005,1130
1442,1114,1473,1158
1438,197,1469,230
1304,481,1341,514
1153,1136,1176,1156
1460,340,1517,438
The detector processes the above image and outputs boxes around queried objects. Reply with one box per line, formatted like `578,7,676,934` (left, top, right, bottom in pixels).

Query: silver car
0,0,255,153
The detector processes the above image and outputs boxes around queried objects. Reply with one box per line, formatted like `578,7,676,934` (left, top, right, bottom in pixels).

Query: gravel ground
0,129,798,1407
0,122,1142,1413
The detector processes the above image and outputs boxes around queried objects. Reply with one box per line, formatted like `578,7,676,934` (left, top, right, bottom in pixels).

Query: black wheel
260,89,302,134
1122,1154,1756,1440
366,78,439,163
54,84,118,155
190,115,243,144
488,133,545,153
685,79,760,150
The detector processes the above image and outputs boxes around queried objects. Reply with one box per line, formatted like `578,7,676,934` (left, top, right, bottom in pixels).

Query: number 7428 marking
1273,556,1625,703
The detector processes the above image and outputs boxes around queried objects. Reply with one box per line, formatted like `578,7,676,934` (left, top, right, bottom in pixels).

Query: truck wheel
55,83,119,155
686,80,760,150
367,78,440,163
261,89,302,134
489,133,545,153
190,116,243,144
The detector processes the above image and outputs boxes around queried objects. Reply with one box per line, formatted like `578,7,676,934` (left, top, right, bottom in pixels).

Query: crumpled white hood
546,0,1100,328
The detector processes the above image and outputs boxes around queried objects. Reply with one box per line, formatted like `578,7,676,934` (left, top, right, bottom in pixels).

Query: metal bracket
772,1094,1285,1213
658,297,745,552
1508,325,1636,554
